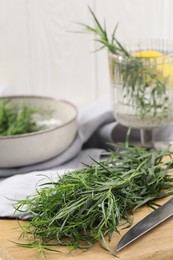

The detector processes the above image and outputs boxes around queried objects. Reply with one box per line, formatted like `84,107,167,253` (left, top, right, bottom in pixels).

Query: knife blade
116,197,173,252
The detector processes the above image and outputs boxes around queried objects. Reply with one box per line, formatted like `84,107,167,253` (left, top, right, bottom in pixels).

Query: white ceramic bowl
0,96,78,168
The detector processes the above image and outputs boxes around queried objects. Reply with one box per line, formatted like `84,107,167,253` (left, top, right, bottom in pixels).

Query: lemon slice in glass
132,51,162,58
132,51,173,86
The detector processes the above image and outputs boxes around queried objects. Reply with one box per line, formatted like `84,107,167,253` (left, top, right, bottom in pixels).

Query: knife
116,197,173,252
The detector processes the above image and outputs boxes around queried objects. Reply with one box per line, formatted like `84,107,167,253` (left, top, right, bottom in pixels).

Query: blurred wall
0,0,172,107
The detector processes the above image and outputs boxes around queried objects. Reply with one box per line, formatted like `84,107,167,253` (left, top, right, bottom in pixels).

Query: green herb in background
0,99,49,136
80,7,170,119
14,144,173,257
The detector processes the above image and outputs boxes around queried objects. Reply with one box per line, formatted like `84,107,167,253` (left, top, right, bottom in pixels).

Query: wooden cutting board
0,194,173,260
1,155,173,260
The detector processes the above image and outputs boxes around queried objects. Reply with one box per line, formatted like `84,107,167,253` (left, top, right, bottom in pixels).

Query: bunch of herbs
14,144,173,256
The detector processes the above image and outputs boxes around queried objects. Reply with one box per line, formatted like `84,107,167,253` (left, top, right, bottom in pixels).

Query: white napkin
0,169,67,218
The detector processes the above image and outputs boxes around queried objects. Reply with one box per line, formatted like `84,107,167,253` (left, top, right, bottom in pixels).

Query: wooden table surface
0,194,173,260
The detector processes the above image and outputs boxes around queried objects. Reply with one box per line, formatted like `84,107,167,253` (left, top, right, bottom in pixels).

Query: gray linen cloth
0,97,173,218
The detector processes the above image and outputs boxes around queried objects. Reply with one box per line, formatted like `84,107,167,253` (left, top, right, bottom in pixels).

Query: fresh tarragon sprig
80,6,130,57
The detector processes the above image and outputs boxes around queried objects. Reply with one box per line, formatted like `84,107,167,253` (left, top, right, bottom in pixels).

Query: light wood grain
0,0,97,107
0,195,173,260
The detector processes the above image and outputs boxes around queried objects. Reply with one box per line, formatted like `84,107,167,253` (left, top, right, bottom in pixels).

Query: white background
0,0,173,108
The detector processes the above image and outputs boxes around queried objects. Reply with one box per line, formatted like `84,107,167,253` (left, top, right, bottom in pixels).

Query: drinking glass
109,39,173,148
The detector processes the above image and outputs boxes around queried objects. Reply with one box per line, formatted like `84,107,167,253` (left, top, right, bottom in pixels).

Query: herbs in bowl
0,96,77,168
0,99,55,136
